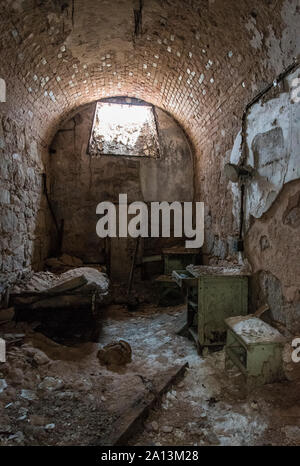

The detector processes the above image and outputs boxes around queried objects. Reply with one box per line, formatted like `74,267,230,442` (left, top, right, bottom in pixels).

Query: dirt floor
0,304,300,446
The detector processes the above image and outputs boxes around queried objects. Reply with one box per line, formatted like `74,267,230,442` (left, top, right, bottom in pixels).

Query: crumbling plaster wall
49,101,193,267
246,180,300,333
228,67,300,333
198,0,300,264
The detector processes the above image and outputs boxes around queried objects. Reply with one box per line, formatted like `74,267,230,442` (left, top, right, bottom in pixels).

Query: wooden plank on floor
101,362,188,446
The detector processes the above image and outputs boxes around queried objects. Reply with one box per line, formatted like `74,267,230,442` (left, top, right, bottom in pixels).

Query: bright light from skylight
88,102,160,157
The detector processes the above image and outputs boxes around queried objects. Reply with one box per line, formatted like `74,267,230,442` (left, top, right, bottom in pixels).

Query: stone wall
0,115,51,295
49,100,193,279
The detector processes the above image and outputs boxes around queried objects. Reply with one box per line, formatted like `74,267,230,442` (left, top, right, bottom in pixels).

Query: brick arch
0,0,299,275
0,0,292,150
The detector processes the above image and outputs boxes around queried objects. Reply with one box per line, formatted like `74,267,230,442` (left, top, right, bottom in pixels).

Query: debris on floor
97,340,132,370
0,305,187,445
0,304,299,446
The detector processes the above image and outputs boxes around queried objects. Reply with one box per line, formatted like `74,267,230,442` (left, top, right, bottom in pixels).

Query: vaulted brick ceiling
0,0,297,151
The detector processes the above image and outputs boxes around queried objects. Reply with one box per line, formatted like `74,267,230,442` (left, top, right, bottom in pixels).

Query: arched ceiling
0,0,299,149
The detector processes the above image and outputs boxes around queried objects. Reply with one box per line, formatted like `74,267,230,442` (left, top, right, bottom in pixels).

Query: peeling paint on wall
228,65,300,332
265,0,300,72
230,68,300,227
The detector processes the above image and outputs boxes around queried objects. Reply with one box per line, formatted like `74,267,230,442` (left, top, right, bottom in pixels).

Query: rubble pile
0,322,115,445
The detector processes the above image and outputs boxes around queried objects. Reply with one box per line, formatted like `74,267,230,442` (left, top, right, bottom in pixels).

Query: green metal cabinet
172,269,198,289
172,269,198,327
197,275,248,347
173,266,249,352
225,315,286,389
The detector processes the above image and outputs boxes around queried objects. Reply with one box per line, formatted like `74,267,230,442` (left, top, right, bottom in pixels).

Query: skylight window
88,101,160,157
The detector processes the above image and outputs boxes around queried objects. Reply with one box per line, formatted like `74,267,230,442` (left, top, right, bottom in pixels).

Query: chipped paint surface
230,68,300,223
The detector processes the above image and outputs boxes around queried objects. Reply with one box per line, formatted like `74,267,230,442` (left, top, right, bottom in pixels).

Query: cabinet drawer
172,270,198,289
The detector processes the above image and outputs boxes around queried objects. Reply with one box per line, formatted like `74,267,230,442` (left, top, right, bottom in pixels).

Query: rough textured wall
197,0,300,263
49,100,193,276
246,180,300,333
230,68,300,228
228,66,300,333
0,116,51,295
